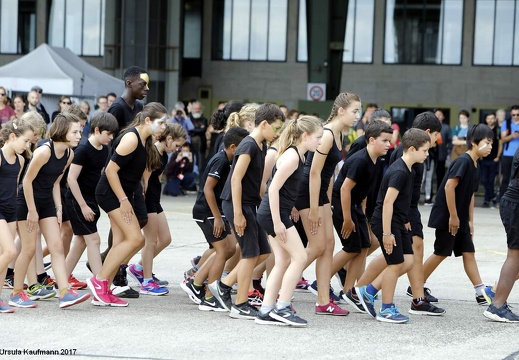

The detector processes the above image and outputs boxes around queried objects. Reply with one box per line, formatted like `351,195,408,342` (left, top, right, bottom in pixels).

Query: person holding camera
163,143,197,196
170,102,194,144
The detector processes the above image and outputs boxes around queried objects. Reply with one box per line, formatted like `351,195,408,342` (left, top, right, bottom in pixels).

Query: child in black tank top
128,124,186,296
255,116,323,327
12,113,90,309
294,92,361,316
87,102,168,307
0,119,34,313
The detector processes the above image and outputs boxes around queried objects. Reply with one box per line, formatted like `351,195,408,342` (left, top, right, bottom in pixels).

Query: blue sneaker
9,292,37,308
140,280,169,296
481,285,495,305
126,264,144,285
0,300,14,313
309,281,340,302
59,290,90,309
376,305,410,324
355,286,376,318
484,303,519,323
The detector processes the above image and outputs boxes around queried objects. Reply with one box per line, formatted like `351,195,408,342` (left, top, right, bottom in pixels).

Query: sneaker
355,285,377,318
270,305,307,327
199,297,227,312
309,280,341,302
0,300,14,313
91,290,128,307
140,280,169,296
126,264,144,285
40,275,57,291
252,278,265,295
4,275,29,290
9,292,37,308
44,261,52,270
376,305,410,324
424,199,433,206
229,302,259,320
180,279,205,304
86,276,111,305
481,285,495,305
27,283,56,300
190,255,201,268
406,286,438,303
295,277,310,292
68,274,87,290
409,300,446,316
255,311,288,326
248,289,263,307
335,268,347,288
342,288,366,313
59,290,90,309
184,267,196,280
484,303,519,323
152,274,169,288
110,284,140,298
208,280,232,311
315,301,349,316
476,294,489,306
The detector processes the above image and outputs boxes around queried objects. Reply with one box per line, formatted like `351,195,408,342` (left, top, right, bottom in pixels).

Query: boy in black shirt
181,127,248,311
330,120,393,311
423,124,495,305
356,129,431,323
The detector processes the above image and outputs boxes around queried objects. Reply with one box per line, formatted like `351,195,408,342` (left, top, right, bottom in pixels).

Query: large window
0,0,36,54
297,0,375,63
384,0,463,64
211,0,288,61
48,0,106,56
474,0,519,65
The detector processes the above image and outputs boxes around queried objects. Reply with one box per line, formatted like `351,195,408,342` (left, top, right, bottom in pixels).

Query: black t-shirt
193,150,231,220
390,145,424,207
221,136,266,206
66,141,109,199
501,147,519,203
371,158,414,226
428,153,479,232
107,97,143,133
332,148,381,210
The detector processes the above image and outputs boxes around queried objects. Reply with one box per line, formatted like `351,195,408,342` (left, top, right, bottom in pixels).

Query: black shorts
96,189,138,216
433,229,474,257
133,183,148,221
256,209,294,238
145,199,163,214
371,221,413,265
294,188,329,211
17,194,57,221
195,216,231,244
500,199,519,250
66,196,101,236
222,200,270,258
0,206,16,223
333,204,370,253
408,206,424,239
60,187,70,223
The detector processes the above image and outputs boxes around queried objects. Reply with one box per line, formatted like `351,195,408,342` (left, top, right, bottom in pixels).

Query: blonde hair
277,115,323,159
225,103,259,132
324,92,361,124
0,118,34,147
20,111,46,157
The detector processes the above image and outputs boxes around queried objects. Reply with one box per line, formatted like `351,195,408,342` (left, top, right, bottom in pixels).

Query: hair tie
12,122,18,130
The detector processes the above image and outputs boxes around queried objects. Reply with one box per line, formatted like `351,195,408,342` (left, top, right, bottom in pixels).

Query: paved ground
2,194,519,360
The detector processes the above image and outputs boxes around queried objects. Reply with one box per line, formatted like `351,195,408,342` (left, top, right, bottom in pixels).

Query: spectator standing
0,86,15,125
434,109,452,191
499,105,519,201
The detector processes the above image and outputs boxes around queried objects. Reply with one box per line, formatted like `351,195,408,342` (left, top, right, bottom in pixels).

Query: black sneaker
199,297,227,312
152,274,169,287
252,278,265,296
406,286,438,303
342,288,366,313
208,280,232,311
44,262,52,271
270,306,307,327
3,275,14,289
409,300,446,316
255,311,288,326
476,294,489,306
229,302,259,320
113,266,139,298
180,279,205,304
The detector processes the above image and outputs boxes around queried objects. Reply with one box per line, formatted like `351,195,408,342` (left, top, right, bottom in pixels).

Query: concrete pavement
2,194,518,360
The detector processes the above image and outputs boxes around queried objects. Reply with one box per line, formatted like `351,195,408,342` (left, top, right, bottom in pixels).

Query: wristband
119,196,128,203
382,233,394,237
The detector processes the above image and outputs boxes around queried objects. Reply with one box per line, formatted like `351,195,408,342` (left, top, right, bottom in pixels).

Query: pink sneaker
295,277,310,292
315,301,350,316
106,290,129,307
86,276,110,305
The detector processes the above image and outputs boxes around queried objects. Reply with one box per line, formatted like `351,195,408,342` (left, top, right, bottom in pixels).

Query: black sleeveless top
258,146,304,216
96,128,147,196
300,127,343,196
0,149,20,206
27,141,69,200
145,151,168,205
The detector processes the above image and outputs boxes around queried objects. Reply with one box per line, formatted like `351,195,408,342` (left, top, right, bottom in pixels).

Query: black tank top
31,141,69,199
0,149,20,205
301,127,342,195
145,151,168,205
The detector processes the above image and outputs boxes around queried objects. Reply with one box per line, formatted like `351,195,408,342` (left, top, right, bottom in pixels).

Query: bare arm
445,177,460,235
382,187,399,255
261,147,277,199
231,154,251,237
340,178,356,239
204,176,225,238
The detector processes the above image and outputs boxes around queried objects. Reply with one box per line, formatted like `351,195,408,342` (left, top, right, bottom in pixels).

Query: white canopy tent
0,43,124,97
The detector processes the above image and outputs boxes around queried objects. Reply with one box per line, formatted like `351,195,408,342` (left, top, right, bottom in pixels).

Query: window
384,0,463,64
48,0,106,56
297,0,375,63
474,0,519,65
0,0,36,54
211,0,288,61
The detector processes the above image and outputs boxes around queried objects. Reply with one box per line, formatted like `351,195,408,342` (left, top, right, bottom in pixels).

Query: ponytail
276,115,323,159
324,92,361,125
